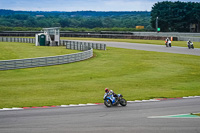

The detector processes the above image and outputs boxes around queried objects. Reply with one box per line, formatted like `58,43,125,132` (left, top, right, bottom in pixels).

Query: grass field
0,42,80,60
61,37,200,48
0,41,200,108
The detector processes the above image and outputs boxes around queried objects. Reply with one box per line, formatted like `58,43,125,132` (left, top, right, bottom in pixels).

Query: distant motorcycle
187,42,194,49
103,93,127,107
165,40,171,47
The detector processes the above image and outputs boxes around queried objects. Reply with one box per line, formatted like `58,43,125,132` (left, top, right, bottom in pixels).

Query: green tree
151,1,200,32
59,18,70,27
25,17,37,27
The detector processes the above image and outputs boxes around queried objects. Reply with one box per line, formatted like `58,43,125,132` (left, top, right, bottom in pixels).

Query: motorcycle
165,41,171,47
187,42,194,49
103,93,127,107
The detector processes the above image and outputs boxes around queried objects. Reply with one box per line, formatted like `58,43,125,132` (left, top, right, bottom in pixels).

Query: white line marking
134,100,142,102
127,101,135,103
12,108,23,110
60,105,70,107
4,108,13,110
142,100,151,102
188,96,196,98
86,103,97,106
69,104,80,107
78,104,87,106
149,99,160,102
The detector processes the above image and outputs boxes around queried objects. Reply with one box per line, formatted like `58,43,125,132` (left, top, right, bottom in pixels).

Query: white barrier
0,37,107,70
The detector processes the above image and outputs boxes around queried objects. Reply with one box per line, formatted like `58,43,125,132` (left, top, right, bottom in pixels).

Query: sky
0,0,199,11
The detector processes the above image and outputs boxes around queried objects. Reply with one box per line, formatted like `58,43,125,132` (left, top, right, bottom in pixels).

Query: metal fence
61,40,106,50
0,37,102,70
0,37,35,43
0,49,93,70
178,36,200,42
131,32,200,42
132,32,200,37
0,50,93,70
0,37,106,50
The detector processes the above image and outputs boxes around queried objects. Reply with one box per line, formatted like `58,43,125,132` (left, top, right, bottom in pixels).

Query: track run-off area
0,41,200,133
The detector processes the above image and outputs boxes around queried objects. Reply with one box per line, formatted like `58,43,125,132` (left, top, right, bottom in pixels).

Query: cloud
0,0,199,11
102,0,153,11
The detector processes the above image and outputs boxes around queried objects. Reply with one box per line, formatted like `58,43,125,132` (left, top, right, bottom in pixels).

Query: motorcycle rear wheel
120,98,127,106
104,100,112,107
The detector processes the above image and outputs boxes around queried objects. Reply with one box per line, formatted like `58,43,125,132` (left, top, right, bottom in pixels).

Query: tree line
151,1,200,32
0,10,152,31
1,1,200,33
0,9,150,17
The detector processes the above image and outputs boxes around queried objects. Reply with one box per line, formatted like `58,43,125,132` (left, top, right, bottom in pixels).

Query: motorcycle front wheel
104,100,112,107
120,98,127,106
192,45,194,49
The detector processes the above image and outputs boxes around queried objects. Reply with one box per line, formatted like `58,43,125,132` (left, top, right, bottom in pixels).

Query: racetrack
69,40,200,56
0,98,200,133
1,40,200,133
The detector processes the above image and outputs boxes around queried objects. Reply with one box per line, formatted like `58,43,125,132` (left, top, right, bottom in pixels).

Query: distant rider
165,38,169,46
187,39,192,45
168,39,171,47
187,39,194,49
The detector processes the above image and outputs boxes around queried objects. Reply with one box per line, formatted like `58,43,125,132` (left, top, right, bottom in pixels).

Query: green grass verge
0,44,200,108
61,37,200,48
0,42,80,60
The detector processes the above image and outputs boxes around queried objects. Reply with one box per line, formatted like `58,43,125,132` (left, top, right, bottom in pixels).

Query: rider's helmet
110,90,113,93
105,88,109,93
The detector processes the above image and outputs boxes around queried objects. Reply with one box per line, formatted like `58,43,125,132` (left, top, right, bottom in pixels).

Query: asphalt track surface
0,98,200,133
1,41,200,133
70,40,200,56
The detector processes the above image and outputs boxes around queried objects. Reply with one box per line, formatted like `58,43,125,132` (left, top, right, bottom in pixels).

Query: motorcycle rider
168,39,172,47
104,88,118,100
187,39,192,46
187,39,194,49
110,90,118,99
165,38,169,46
188,39,191,43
